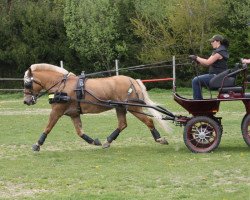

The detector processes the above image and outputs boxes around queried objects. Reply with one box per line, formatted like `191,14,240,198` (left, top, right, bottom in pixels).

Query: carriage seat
220,86,243,93
209,69,236,90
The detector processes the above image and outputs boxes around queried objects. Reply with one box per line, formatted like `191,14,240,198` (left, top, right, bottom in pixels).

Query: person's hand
241,58,250,64
189,55,200,64
189,55,197,61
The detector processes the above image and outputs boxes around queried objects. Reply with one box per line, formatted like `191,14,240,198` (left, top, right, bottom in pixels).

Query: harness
75,72,87,114
46,74,70,104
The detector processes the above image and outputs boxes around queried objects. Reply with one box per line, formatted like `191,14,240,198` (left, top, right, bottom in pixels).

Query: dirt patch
0,181,52,199
212,169,250,188
0,108,51,116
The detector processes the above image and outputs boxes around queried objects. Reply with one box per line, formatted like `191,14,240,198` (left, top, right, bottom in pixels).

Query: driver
189,34,229,100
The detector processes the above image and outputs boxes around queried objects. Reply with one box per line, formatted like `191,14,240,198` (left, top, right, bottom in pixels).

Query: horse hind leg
71,116,101,146
102,108,127,148
129,107,168,145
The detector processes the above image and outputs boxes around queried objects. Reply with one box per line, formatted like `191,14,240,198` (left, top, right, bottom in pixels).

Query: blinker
24,77,33,89
24,81,33,89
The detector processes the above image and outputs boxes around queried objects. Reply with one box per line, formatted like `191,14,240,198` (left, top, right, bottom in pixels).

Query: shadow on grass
217,145,249,153
32,140,249,158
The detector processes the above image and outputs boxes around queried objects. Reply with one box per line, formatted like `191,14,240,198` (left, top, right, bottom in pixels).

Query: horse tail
136,79,172,133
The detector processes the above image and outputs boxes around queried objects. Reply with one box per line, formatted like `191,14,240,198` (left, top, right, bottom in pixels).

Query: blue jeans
192,74,215,99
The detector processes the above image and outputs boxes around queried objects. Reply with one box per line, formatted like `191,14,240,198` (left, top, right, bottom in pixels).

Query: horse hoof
32,144,40,151
102,142,111,149
94,138,102,146
156,137,169,145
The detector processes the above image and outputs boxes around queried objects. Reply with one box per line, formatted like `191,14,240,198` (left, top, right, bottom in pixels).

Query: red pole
141,78,174,83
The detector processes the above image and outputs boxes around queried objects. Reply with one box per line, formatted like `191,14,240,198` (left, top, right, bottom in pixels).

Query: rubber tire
184,116,222,153
241,114,250,147
241,114,247,133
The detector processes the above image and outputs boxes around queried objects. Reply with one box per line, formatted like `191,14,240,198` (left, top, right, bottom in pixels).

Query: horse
23,64,169,151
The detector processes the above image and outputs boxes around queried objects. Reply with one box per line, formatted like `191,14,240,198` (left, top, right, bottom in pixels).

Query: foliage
0,0,78,76
131,0,250,79
65,0,124,72
131,0,175,62
219,0,250,65
131,0,223,62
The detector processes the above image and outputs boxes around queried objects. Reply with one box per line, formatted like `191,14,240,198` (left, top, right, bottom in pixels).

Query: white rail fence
0,57,177,92
0,78,23,91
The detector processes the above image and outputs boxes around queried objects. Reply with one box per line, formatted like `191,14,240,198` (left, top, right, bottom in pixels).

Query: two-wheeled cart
173,63,250,152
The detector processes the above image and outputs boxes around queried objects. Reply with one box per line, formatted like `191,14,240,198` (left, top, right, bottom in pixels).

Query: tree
131,0,250,84
131,0,225,63
64,0,124,72
0,0,77,77
218,0,250,65
131,0,176,62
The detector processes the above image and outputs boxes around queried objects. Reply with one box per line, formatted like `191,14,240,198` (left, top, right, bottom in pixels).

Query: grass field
0,89,249,200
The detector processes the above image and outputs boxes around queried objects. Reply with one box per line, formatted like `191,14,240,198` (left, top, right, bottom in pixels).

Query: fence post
60,61,64,68
172,55,176,92
115,59,119,76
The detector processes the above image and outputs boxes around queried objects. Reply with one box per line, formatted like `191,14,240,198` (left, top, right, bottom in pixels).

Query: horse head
23,67,43,105
23,64,74,106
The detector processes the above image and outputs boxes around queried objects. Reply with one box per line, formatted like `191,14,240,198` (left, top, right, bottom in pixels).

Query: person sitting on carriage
189,34,229,100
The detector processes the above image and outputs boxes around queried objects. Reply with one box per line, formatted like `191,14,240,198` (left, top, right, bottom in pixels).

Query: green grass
0,89,249,200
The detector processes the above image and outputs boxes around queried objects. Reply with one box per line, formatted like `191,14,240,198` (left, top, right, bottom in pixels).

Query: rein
36,74,70,100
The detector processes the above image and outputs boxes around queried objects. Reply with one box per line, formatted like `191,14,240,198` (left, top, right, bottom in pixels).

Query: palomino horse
23,64,169,151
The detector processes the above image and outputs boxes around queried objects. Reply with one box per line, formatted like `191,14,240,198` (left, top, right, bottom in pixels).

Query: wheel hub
198,132,206,140
194,125,212,143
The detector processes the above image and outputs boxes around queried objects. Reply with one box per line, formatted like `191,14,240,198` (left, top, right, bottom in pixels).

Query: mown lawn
0,89,249,200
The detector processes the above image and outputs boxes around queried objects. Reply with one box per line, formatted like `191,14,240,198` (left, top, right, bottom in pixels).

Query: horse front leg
71,115,101,146
32,109,63,152
102,108,127,148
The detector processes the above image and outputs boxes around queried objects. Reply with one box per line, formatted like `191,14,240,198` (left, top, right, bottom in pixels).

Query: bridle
24,68,69,104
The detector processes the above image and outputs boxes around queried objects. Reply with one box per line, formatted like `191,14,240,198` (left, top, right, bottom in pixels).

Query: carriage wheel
241,114,250,147
241,114,247,133
183,116,222,153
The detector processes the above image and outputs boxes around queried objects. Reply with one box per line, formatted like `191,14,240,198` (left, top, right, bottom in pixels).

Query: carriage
23,61,250,153
172,63,250,152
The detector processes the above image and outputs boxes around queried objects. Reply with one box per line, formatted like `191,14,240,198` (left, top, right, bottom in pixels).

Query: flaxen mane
30,64,70,74
24,64,75,79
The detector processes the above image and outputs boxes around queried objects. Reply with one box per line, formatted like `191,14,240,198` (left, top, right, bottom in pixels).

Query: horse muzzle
23,96,37,106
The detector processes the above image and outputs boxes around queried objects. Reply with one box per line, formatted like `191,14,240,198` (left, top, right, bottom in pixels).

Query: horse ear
27,67,33,77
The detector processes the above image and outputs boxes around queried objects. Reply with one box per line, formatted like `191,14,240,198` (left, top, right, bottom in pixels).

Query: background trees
0,0,77,76
64,0,140,74
0,0,249,86
132,0,250,64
